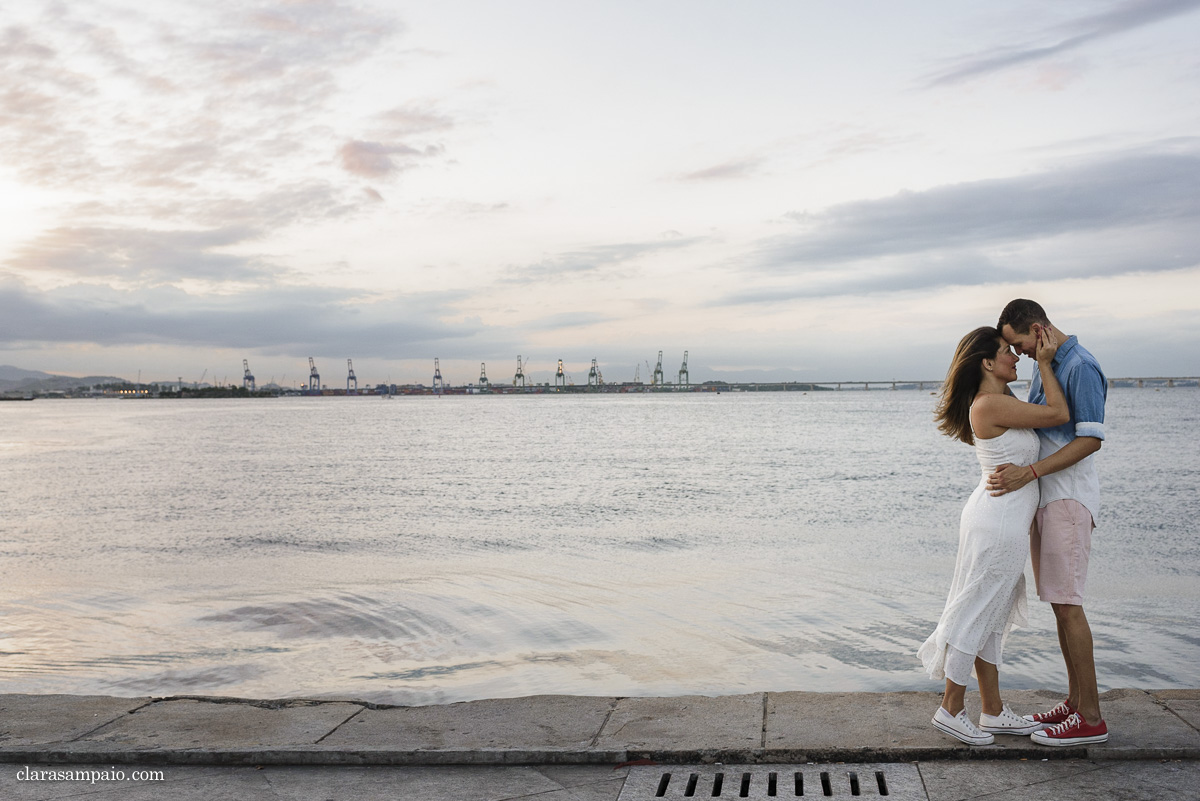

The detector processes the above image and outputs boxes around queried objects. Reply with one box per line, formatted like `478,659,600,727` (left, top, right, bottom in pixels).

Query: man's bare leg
1053,602,1101,725
1055,612,1077,705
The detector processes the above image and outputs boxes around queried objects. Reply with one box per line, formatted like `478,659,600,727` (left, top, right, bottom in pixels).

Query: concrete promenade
1,688,1197,799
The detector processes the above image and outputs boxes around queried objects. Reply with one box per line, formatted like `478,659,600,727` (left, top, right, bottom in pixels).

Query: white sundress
918,423,1040,685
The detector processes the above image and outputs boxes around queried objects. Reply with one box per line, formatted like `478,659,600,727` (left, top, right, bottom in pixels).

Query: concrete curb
1,688,1196,767
3,745,1198,767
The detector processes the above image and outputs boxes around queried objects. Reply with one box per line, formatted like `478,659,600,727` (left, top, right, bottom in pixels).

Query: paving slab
263,764,569,801
0,694,151,746
595,693,764,760
1154,689,1200,732
0,764,268,801
76,698,363,749
2,690,1199,766
322,694,616,755
6,760,1200,801
1162,700,1200,731
765,688,1200,762
1085,688,1200,759
0,763,631,801
918,758,1200,801
532,765,631,801
763,690,1066,760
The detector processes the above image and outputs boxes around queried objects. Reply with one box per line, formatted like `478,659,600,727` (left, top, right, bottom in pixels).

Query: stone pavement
0,760,1198,800
0,688,1197,799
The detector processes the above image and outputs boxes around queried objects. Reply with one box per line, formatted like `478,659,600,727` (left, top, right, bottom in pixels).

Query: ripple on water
1,390,1197,699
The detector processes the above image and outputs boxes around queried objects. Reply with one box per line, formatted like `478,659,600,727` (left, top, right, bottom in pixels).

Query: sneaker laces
1037,701,1073,721
956,710,986,736
1045,712,1082,736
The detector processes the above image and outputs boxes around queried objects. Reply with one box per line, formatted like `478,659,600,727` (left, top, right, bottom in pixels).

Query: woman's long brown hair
934,326,1003,445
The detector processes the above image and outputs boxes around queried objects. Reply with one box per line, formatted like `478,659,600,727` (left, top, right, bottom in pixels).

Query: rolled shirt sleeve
1069,362,1106,440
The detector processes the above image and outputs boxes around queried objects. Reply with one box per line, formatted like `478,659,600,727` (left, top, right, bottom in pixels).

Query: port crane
554,359,566,389
308,357,320,391
346,359,357,394
242,360,255,392
587,358,603,387
678,351,689,388
652,351,664,386
513,355,526,388
433,358,444,394
196,368,207,389
479,363,489,388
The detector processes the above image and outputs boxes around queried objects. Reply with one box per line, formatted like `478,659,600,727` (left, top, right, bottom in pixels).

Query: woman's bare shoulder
972,392,1012,411
970,391,1020,426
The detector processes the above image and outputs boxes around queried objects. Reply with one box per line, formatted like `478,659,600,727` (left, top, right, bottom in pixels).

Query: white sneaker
979,705,1041,735
932,706,995,745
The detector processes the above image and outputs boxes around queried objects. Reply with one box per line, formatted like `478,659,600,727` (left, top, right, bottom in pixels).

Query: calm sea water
1,389,1197,704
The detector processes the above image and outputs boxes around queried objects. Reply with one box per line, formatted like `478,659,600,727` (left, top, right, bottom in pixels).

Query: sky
2,0,1199,387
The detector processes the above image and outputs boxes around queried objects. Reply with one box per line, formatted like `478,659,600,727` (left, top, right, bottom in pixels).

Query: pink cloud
339,139,441,177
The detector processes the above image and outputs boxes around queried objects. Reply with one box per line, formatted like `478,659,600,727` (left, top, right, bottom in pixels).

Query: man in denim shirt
989,299,1109,746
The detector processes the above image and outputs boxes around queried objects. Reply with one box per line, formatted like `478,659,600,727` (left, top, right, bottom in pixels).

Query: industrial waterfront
5,351,1197,399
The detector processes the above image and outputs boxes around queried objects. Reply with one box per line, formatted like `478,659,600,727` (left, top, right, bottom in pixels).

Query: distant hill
0,365,54,382
0,365,130,393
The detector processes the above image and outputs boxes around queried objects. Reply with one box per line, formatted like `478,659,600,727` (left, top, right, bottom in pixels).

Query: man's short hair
998,298,1050,335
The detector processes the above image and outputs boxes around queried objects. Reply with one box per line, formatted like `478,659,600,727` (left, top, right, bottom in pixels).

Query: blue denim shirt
1027,335,1106,519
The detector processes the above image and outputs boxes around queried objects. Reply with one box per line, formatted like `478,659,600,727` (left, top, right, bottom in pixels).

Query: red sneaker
1022,700,1076,727
1030,712,1109,746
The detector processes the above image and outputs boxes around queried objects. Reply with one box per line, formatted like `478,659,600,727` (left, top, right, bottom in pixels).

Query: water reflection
1,390,1197,701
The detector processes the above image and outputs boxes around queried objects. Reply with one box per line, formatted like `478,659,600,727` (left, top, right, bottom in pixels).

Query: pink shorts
1031,499,1094,605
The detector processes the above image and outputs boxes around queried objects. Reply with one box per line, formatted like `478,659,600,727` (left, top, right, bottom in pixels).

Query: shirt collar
1053,335,1079,366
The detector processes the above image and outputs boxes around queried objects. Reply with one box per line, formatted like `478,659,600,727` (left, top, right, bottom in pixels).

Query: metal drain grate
618,763,925,801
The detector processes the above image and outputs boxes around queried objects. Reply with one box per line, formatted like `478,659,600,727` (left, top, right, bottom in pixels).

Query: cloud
525,312,619,331
762,150,1200,270
0,1,446,304
375,104,455,137
8,225,272,284
0,0,406,225
406,198,511,219
676,158,761,182
719,255,1009,306
337,103,455,178
503,238,707,284
339,139,441,178
59,181,361,236
711,148,1200,305
925,0,1200,87
0,278,481,359
822,130,919,159
185,182,361,229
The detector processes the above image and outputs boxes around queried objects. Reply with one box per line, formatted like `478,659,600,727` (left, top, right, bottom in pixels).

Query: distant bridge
805,380,942,391
801,377,1199,391
1003,377,1199,390
1107,376,1199,388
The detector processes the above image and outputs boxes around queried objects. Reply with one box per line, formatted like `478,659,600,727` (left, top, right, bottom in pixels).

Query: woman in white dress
918,325,1068,745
